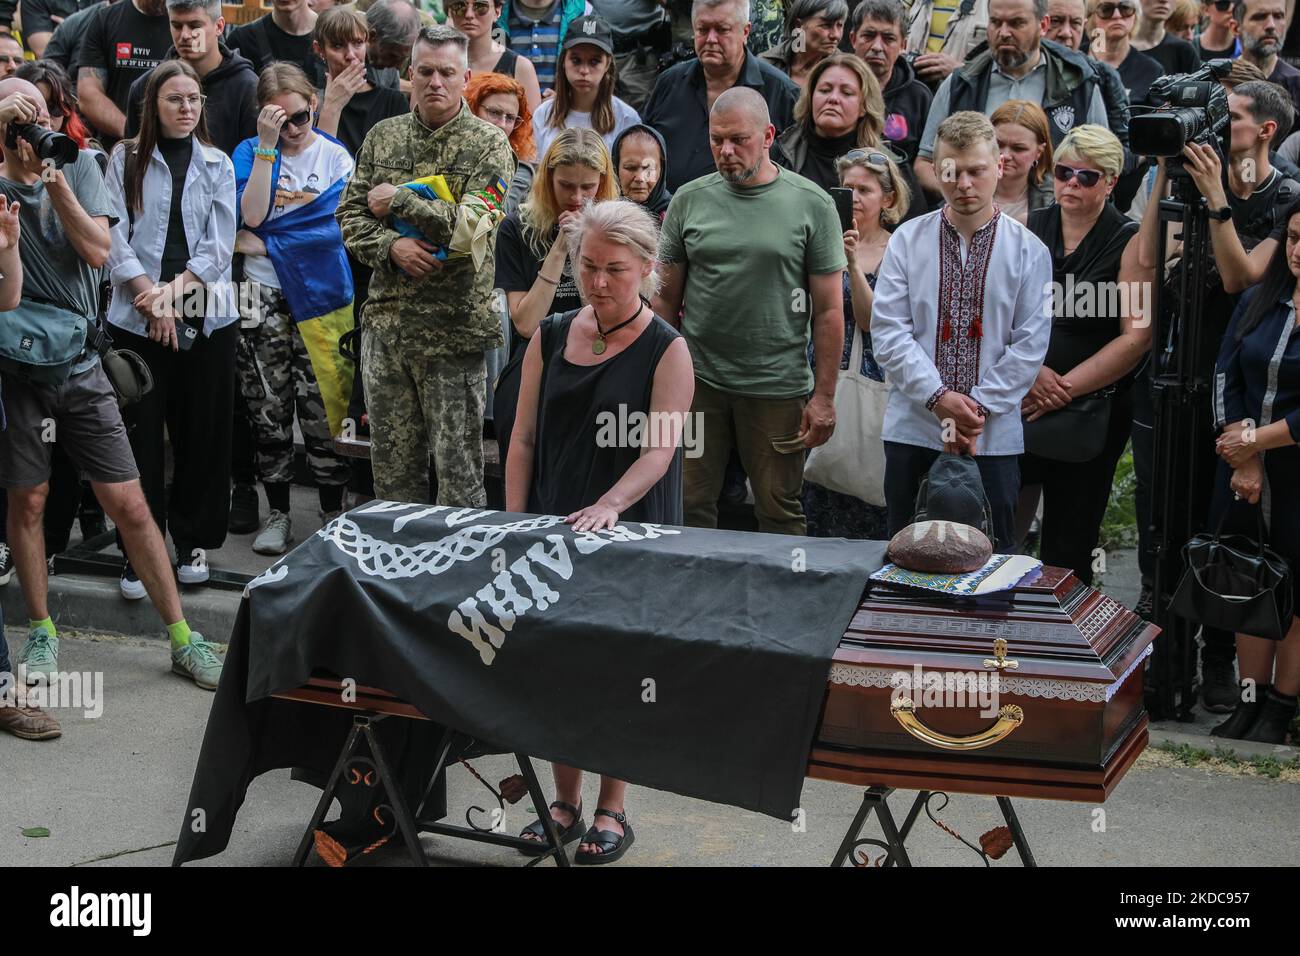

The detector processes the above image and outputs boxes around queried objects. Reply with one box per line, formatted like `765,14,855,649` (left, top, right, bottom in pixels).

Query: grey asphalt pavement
2,630,1296,868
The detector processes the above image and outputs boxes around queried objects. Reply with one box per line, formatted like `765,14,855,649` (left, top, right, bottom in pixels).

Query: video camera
1129,59,1233,177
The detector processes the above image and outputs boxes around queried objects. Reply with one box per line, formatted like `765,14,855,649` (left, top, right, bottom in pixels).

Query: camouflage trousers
361,326,487,507
236,283,349,488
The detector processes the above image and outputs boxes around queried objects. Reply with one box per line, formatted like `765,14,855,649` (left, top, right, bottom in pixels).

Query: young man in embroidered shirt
870,110,1052,551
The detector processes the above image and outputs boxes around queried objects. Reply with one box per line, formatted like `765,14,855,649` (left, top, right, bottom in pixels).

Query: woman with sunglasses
466,70,537,215
774,53,926,220
105,60,237,596
802,147,909,539
1195,0,1242,60
1204,194,1300,744
448,0,542,110
1088,1,1163,112
1018,125,1148,585
990,100,1053,225
235,62,353,556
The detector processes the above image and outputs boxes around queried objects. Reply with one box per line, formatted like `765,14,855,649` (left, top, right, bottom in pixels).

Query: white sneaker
175,545,210,585
0,542,13,586
252,510,293,555
120,561,147,601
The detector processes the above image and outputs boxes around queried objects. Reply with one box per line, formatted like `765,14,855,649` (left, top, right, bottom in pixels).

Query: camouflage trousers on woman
236,283,350,489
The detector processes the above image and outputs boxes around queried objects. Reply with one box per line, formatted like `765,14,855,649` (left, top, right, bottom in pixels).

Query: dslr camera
4,121,78,168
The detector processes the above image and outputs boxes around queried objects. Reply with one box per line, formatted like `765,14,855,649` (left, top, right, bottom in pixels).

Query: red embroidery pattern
935,211,1000,396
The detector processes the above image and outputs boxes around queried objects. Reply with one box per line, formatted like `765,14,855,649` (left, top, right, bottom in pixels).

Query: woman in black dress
1020,125,1148,585
507,199,695,864
1208,196,1300,744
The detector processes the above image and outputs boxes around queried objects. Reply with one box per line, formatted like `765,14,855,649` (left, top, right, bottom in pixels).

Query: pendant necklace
592,299,644,355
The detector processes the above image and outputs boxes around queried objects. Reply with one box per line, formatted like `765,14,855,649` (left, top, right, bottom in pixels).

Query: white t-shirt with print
532,96,641,160
244,134,354,291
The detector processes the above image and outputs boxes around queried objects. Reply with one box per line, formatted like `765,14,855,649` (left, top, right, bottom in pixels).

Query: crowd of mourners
0,0,1298,861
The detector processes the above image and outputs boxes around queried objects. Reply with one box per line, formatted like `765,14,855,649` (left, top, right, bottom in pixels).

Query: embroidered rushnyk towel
870,554,1044,596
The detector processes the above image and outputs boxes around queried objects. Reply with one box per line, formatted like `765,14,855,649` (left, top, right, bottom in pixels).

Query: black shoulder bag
1170,502,1295,641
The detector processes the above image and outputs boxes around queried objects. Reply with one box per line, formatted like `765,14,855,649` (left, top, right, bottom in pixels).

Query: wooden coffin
808,567,1157,802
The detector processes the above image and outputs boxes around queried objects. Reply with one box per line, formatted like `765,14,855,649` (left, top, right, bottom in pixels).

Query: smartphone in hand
830,187,855,232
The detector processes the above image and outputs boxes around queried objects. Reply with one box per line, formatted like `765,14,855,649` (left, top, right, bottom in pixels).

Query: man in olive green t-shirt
654,87,846,535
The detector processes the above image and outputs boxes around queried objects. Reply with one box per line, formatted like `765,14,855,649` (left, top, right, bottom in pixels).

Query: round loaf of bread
887,520,993,574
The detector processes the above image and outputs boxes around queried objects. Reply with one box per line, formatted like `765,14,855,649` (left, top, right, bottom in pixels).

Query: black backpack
912,452,994,538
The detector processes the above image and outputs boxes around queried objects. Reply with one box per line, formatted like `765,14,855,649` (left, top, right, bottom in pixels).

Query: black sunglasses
1211,0,1233,9
1095,1,1137,16
286,109,313,128
1054,163,1103,187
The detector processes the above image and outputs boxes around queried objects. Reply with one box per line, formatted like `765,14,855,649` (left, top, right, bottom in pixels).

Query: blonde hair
256,61,316,107
935,110,998,155
520,128,618,257
835,150,911,225
990,99,1054,185
1055,123,1124,180
564,199,663,299
794,53,884,147
1165,0,1199,34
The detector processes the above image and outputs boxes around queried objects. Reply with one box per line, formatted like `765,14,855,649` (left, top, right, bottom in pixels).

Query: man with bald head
654,87,845,535
0,80,223,694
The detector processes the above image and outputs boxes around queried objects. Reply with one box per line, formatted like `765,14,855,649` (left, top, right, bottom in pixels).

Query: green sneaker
17,627,59,680
170,634,223,691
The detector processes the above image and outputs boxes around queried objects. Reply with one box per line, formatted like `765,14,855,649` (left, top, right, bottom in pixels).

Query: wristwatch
1206,204,1232,222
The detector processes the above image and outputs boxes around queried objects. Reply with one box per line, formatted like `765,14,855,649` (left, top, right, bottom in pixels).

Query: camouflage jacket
337,103,516,356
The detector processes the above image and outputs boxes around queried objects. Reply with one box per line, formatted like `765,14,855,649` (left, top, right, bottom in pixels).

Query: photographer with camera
0,79,223,694
1132,77,1296,710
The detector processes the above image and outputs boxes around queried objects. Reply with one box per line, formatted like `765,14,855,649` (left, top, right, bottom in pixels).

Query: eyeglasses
1095,1,1137,16
447,0,493,15
161,93,207,110
1211,0,1233,10
480,105,522,130
1054,163,1104,187
286,108,313,128
844,148,892,169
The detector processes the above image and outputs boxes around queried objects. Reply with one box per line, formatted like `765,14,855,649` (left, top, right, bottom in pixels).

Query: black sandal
518,800,584,857
574,808,635,865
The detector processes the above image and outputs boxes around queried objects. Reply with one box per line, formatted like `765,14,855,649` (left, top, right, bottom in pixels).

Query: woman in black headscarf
611,124,672,222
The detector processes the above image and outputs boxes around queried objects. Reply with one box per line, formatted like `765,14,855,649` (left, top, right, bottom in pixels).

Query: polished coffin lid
832,566,1156,698
811,567,1157,800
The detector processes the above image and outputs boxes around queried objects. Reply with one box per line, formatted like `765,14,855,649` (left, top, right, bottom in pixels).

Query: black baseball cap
563,15,615,55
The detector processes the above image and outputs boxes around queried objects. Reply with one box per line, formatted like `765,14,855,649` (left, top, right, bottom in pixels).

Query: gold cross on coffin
983,638,1019,671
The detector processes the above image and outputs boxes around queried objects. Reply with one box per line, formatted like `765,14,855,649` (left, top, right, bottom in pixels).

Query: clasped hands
935,390,984,456
1218,420,1263,504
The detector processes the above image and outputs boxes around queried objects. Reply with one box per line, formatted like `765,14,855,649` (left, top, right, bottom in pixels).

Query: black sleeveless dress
492,48,521,77
528,310,684,524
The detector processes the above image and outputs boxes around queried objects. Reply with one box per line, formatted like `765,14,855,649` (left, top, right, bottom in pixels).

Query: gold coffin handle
890,698,1025,751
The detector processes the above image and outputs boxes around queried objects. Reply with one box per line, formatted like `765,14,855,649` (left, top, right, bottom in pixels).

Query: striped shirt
508,1,563,91
927,0,959,52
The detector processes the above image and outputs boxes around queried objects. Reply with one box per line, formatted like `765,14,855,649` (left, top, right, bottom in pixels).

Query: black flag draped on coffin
174,504,886,863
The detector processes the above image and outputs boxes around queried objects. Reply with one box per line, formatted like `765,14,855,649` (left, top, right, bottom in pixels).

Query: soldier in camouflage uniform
337,24,515,507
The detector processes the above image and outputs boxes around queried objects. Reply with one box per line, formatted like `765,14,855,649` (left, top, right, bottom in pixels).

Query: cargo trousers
361,326,488,508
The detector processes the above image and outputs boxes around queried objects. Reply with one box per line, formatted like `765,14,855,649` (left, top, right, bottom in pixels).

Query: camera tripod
1147,171,1222,721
